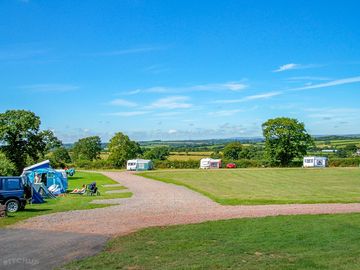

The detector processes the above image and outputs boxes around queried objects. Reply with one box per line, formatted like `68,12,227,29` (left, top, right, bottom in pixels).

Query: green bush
73,159,116,169
329,158,360,167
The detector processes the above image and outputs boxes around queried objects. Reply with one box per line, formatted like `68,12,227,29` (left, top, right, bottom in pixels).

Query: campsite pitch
139,167,360,205
0,172,132,228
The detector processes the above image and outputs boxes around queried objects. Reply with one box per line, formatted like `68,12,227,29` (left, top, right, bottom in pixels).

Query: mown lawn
63,213,360,270
0,171,132,227
139,168,360,205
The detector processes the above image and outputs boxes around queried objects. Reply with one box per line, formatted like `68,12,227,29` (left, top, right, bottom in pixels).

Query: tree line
3,109,356,175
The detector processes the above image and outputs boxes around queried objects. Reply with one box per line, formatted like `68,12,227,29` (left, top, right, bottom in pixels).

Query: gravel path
12,171,360,236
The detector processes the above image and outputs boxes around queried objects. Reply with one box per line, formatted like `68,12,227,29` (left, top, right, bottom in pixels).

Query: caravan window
305,159,313,163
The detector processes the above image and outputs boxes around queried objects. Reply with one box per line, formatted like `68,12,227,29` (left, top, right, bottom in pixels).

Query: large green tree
144,146,170,160
72,136,102,161
0,110,61,173
262,117,314,166
108,132,142,167
50,146,72,167
223,142,243,160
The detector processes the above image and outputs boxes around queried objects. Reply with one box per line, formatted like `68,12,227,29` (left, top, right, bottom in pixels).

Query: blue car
0,176,31,213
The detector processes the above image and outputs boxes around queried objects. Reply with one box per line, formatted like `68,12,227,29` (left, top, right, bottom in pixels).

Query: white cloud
19,84,79,92
214,91,282,104
121,81,248,95
148,96,192,109
273,63,321,72
293,76,360,91
191,82,248,92
273,63,300,72
109,98,137,107
168,129,177,134
209,109,245,117
92,46,163,56
286,76,331,81
107,111,151,117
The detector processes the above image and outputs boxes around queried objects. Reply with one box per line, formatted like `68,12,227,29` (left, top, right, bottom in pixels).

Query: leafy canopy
108,132,142,168
0,110,62,174
262,117,314,166
144,146,170,161
223,142,243,160
72,136,102,161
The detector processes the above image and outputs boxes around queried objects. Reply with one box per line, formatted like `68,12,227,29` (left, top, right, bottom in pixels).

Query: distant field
168,151,212,161
315,138,360,148
139,168,360,205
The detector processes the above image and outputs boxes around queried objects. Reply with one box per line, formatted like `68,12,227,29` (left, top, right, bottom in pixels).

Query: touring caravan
127,159,153,171
303,156,328,168
200,158,222,169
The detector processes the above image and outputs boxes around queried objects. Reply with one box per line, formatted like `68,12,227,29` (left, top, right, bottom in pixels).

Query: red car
226,163,236,168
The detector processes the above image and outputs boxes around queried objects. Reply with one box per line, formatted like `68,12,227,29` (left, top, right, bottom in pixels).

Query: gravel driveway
12,171,360,236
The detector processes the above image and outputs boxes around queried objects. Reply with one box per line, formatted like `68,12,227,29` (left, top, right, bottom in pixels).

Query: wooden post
0,204,6,218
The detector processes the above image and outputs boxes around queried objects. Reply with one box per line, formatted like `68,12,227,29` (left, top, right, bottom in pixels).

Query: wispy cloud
286,76,331,81
148,96,192,109
143,64,168,74
92,46,163,56
214,91,282,104
293,76,360,91
107,111,151,117
273,63,320,72
19,83,79,92
191,82,247,92
273,63,300,72
209,109,245,117
122,81,248,95
108,98,137,107
0,48,47,61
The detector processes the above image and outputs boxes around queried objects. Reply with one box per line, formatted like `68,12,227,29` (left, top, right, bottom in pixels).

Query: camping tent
303,156,328,168
22,161,68,194
200,158,222,169
127,159,153,171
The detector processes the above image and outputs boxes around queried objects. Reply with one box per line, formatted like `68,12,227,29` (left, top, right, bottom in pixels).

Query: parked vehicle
0,176,32,213
226,163,237,169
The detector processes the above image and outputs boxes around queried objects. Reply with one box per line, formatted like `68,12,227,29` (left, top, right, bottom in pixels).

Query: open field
64,213,360,269
168,151,212,161
0,172,132,227
140,168,360,205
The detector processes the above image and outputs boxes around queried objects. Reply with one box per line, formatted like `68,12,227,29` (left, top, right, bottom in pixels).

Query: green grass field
139,168,360,205
63,213,360,270
0,171,132,227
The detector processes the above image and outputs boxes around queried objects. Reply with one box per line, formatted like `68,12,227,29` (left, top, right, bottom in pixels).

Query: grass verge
63,213,360,269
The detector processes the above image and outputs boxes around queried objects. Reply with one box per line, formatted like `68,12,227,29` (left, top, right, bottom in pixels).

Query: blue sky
1,0,360,142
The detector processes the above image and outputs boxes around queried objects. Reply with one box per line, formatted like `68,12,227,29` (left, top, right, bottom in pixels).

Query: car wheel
6,199,20,213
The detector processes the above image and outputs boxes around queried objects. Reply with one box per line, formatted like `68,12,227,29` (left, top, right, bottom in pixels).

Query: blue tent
23,161,68,194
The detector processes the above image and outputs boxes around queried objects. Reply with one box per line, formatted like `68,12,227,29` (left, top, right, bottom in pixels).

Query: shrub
329,158,360,167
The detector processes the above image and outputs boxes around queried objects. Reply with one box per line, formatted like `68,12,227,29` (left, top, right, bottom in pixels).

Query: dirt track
12,171,360,236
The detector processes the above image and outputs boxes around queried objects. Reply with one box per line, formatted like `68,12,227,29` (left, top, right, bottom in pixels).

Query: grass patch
0,172,132,227
139,167,360,205
64,213,360,269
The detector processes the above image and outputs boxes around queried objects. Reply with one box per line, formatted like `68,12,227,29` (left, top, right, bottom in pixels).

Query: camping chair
86,182,100,196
